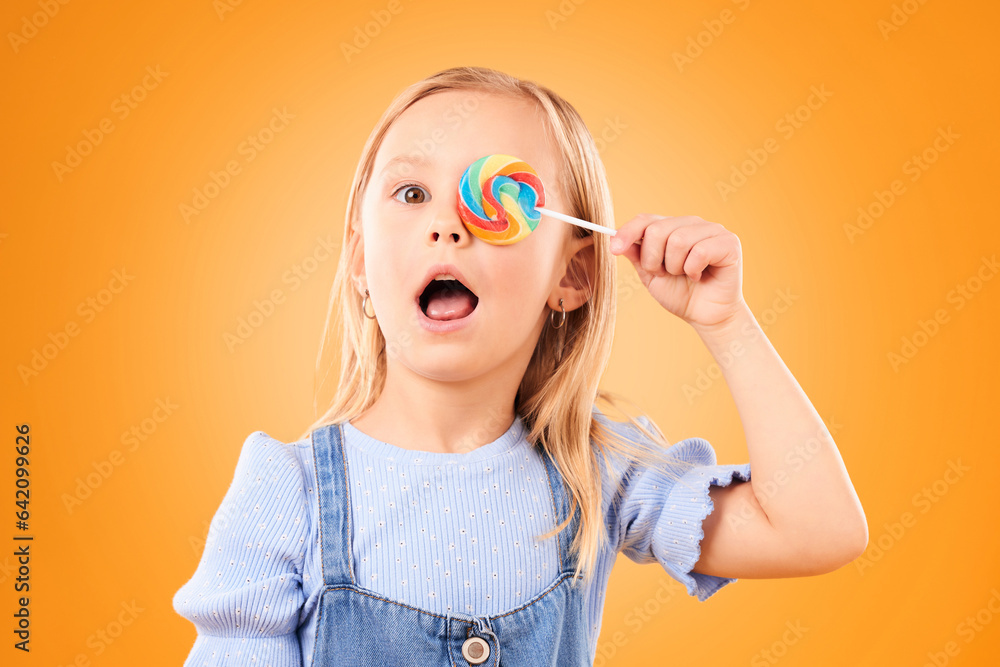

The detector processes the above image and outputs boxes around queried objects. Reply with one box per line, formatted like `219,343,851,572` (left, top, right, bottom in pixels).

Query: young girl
173,66,868,666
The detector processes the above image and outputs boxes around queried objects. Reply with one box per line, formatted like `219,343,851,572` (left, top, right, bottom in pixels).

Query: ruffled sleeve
603,416,752,602
173,431,311,666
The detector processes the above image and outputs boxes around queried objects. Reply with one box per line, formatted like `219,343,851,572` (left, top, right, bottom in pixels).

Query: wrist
690,301,758,350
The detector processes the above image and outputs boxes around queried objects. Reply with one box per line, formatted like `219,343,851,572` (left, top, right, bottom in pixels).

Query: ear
549,234,596,312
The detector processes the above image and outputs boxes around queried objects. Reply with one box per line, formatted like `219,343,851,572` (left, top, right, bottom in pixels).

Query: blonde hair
299,66,701,587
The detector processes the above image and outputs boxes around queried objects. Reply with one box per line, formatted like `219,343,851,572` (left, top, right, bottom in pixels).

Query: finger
664,223,727,276
619,235,644,267
637,221,672,276
681,233,741,281
611,213,663,254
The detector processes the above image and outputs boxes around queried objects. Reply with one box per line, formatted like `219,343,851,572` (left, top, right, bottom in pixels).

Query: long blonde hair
299,66,700,586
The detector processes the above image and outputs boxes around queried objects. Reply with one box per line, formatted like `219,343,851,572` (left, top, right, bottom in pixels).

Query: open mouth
419,279,479,321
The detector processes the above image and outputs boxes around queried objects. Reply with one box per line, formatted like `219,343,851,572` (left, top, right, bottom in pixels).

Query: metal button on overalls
461,634,490,664
308,422,592,666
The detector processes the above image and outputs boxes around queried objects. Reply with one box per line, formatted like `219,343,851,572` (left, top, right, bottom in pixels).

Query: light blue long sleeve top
173,409,752,665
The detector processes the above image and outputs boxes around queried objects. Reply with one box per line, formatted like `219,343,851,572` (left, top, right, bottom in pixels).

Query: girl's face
355,89,593,384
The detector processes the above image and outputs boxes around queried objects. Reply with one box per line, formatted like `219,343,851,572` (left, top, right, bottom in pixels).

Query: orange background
2,0,998,664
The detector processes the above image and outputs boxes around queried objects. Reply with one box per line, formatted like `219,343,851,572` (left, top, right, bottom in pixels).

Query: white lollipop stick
535,206,618,236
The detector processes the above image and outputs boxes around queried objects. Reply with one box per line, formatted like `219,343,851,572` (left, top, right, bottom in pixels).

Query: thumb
611,232,642,265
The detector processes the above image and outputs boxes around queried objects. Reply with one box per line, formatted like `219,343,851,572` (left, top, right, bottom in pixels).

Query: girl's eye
393,184,429,205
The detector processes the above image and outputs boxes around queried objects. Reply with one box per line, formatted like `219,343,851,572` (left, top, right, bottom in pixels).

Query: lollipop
457,154,617,245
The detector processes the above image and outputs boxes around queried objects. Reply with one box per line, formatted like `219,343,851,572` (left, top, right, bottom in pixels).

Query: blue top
173,409,752,665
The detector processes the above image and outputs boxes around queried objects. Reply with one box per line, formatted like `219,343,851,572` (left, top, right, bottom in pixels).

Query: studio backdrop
2,0,997,665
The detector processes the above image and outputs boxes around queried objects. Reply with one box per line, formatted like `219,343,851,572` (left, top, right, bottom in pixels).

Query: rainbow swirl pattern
457,154,545,245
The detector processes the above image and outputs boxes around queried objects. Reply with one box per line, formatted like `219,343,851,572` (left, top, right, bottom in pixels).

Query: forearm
691,301,867,552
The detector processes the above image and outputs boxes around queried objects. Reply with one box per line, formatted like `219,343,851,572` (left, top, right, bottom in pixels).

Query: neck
350,361,522,455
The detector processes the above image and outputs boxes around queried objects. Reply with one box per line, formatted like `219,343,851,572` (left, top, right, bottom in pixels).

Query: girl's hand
610,214,746,331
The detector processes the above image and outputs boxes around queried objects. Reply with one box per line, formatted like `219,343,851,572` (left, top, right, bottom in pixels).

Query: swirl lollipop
457,154,617,245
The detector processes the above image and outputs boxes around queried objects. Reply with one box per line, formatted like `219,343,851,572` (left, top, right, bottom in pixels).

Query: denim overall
309,422,591,666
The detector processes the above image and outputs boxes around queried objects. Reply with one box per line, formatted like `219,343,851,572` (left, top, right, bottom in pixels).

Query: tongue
425,288,476,321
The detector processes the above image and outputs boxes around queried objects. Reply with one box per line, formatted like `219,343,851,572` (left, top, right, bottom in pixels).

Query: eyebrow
379,154,431,180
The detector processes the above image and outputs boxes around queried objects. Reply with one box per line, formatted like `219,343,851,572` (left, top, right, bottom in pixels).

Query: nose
425,204,473,247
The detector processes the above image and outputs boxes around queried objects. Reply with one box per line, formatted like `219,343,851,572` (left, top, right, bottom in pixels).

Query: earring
362,289,376,320
550,298,566,329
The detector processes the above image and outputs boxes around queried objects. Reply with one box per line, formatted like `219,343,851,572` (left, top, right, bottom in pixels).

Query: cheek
364,215,411,261
363,229,412,296
493,249,554,309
